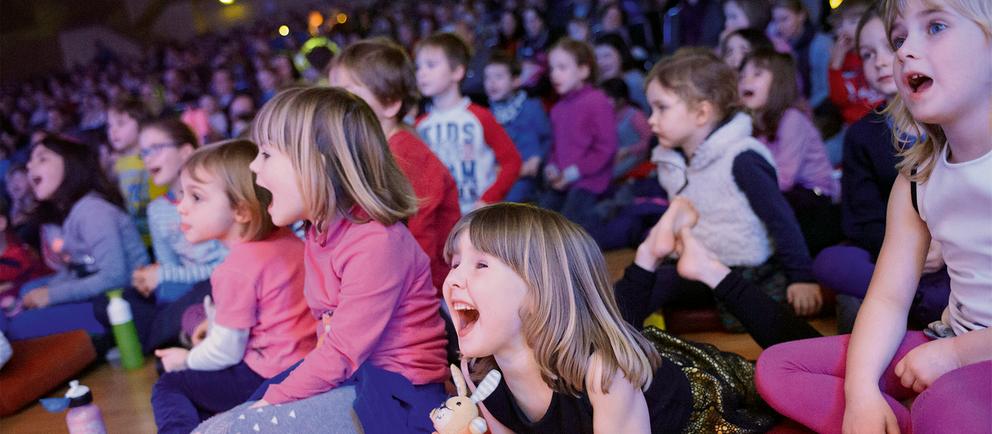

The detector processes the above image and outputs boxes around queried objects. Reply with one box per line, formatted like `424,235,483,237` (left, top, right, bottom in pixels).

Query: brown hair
742,48,800,140
251,87,417,231
724,0,773,31
182,139,275,241
417,32,473,71
485,50,522,77
772,0,807,14
854,5,883,53
109,96,150,123
645,47,742,120
140,117,200,150
446,203,661,395
882,0,992,181
550,37,599,84
333,37,420,120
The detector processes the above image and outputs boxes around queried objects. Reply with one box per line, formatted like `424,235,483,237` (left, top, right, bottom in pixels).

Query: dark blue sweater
840,109,899,259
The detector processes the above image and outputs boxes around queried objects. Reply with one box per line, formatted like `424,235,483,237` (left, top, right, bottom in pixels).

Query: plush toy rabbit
430,364,502,434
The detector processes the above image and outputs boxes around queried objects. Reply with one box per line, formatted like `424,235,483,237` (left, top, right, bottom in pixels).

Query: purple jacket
549,84,619,194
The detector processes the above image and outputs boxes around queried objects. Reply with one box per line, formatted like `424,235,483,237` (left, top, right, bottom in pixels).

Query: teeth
453,302,475,311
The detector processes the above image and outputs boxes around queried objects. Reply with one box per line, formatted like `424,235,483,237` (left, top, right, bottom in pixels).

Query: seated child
739,48,842,255
600,78,651,180
484,51,551,204
151,140,315,434
197,87,449,433
0,196,46,317
415,32,522,213
329,37,461,292
825,0,884,125
9,136,149,341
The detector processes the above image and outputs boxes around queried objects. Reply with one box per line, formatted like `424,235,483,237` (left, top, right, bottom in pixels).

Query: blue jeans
7,275,105,341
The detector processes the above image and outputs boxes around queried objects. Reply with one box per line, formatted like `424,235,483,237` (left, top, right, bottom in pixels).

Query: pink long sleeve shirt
261,213,449,404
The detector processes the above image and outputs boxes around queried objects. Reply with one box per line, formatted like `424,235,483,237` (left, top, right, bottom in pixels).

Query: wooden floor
1,249,837,433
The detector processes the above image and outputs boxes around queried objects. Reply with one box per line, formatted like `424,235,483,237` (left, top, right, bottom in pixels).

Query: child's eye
192,194,201,202
927,22,946,35
860,50,874,60
475,261,488,269
261,151,270,159
890,36,905,49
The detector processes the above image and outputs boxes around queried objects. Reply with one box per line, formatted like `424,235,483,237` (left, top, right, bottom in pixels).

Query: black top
482,358,692,434
731,151,816,283
840,108,899,259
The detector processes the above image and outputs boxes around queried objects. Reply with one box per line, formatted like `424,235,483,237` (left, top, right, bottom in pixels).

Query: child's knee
911,361,992,433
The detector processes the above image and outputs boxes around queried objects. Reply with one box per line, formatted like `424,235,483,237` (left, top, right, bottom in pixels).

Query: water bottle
106,290,143,370
64,380,108,434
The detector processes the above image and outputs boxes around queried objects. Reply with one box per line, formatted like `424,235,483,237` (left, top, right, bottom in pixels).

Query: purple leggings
755,332,992,434
813,245,951,325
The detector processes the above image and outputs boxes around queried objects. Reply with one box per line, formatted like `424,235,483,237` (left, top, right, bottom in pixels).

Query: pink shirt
212,228,316,378
261,214,449,404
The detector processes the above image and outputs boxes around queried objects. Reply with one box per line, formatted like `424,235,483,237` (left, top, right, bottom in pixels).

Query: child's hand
894,338,961,393
155,348,189,372
544,164,561,183
22,287,50,309
132,265,160,297
191,320,210,346
634,197,698,271
842,391,901,434
786,282,823,316
674,228,730,288
521,156,541,177
249,399,271,409
922,241,944,274
830,34,855,70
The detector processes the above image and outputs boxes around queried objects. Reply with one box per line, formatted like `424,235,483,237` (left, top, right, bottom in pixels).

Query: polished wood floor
1,249,837,433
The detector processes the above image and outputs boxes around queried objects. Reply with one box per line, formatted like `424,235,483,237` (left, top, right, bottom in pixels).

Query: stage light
278,25,290,36
336,13,347,24
218,0,234,5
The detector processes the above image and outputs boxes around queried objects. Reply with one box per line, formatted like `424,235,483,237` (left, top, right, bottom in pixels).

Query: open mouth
452,301,480,337
906,73,933,93
148,167,162,177
741,89,755,98
30,175,42,186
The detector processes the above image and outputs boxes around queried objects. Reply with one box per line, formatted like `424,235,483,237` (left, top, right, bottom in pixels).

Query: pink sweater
261,213,449,404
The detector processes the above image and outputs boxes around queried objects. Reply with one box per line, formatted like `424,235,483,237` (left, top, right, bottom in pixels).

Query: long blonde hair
445,203,661,395
882,0,992,182
251,87,418,231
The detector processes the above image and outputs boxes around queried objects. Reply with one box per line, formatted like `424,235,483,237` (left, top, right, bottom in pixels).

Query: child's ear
512,76,522,89
178,143,195,159
693,101,716,127
382,99,403,120
453,64,467,82
578,65,591,82
232,203,253,225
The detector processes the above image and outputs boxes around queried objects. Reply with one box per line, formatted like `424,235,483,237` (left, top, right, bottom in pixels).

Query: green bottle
106,290,143,370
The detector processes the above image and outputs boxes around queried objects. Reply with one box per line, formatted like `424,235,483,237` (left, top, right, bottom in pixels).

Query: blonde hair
882,0,992,182
251,87,418,231
445,203,661,395
183,139,275,241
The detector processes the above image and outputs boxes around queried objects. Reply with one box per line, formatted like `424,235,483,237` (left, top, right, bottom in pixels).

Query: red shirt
0,232,47,298
829,52,885,124
388,129,461,292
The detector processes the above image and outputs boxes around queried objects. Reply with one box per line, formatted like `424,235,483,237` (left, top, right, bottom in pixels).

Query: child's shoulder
146,196,175,215
229,228,303,264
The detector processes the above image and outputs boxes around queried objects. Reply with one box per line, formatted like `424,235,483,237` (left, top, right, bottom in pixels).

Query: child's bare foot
675,227,729,288
634,197,699,271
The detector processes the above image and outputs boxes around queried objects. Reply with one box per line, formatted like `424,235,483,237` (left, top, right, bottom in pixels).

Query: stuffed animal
430,364,502,434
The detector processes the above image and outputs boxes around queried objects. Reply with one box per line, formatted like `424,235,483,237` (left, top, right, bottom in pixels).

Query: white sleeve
185,323,249,371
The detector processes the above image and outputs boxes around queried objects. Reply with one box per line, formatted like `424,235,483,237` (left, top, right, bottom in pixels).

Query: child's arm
473,107,522,205
156,324,249,372
260,231,423,404
587,353,650,434
528,99,553,160
771,109,820,192
809,35,832,108
44,203,136,305
843,175,928,431
840,126,889,257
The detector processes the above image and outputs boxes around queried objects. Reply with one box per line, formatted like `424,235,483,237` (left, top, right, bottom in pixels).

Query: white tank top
917,146,992,336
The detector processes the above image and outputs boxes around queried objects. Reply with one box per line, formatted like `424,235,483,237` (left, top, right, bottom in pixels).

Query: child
719,28,775,70
593,33,649,112
721,0,772,40
152,140,315,434
540,38,618,231
107,96,168,245
414,32,522,213
8,136,149,341
447,203,782,433
826,0,885,124
813,6,949,329
770,0,832,108
198,87,449,433
483,51,551,203
4,164,39,248
739,48,840,254
600,78,652,180
0,196,46,317
646,49,822,325
756,0,992,430
329,37,462,292
133,118,227,305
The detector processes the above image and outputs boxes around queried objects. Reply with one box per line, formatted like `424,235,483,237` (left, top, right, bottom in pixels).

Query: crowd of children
0,0,989,432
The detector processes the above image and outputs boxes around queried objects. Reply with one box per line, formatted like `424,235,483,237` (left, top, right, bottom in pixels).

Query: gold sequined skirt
643,326,778,433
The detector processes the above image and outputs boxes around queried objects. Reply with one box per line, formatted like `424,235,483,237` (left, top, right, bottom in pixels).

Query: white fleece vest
653,113,777,267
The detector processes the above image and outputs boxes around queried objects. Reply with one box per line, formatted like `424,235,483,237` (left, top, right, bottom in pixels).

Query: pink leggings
755,332,992,434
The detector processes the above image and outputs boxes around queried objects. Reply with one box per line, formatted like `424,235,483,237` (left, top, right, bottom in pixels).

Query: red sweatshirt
828,52,885,124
